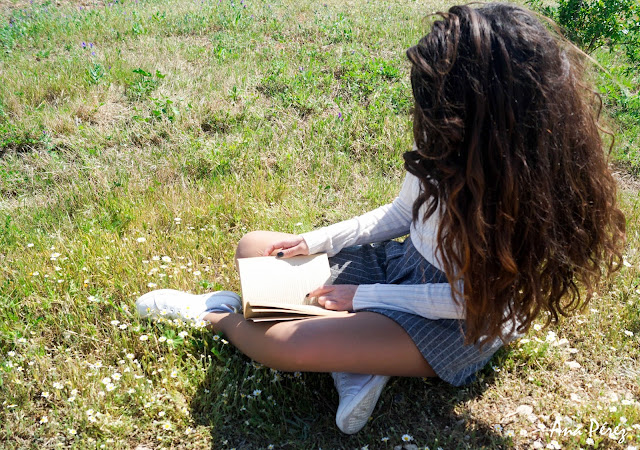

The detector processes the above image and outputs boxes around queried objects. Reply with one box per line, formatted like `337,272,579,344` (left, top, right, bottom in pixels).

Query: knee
235,231,268,259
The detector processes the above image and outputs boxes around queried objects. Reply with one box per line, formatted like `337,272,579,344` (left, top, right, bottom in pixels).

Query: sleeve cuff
300,229,330,255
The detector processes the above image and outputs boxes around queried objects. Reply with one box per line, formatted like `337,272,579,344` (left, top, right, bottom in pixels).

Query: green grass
1,0,639,448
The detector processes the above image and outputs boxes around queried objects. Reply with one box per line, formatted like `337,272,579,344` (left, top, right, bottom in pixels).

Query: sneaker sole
336,376,390,434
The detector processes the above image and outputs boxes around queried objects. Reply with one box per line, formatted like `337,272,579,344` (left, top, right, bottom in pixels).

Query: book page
237,254,331,307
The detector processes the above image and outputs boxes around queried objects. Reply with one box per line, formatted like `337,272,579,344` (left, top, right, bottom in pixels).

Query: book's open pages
237,254,349,321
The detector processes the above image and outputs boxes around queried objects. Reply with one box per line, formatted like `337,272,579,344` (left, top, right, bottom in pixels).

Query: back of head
404,3,626,345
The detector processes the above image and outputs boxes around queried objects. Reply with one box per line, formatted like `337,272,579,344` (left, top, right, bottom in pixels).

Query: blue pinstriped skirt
328,237,504,386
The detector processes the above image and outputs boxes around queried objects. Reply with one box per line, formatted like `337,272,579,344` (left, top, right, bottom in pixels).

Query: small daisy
178,331,188,338
139,335,149,341
110,320,120,326
67,428,77,435
136,237,146,243
41,391,50,398
52,382,63,389
39,416,48,424
401,434,413,442
381,437,390,442
161,256,172,263
147,282,158,288
105,383,116,392
253,389,262,396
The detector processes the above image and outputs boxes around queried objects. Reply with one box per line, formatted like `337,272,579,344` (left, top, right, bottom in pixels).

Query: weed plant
0,0,639,448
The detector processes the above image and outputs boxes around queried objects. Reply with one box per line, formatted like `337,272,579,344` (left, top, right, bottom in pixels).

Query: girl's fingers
263,241,290,256
323,300,337,310
308,286,334,297
263,237,309,258
279,245,305,258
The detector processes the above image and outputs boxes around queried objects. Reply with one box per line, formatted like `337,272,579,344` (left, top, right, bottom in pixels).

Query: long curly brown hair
404,3,626,346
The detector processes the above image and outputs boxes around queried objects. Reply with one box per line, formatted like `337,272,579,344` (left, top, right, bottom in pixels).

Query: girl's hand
263,236,310,258
309,285,358,312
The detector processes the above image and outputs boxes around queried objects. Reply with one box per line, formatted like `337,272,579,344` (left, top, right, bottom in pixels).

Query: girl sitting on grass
136,2,626,435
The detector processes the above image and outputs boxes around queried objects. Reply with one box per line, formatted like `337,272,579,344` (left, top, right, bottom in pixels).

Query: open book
236,253,350,322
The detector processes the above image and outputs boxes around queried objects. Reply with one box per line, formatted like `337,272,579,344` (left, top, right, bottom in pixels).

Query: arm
352,281,465,320
301,174,419,256
310,279,465,320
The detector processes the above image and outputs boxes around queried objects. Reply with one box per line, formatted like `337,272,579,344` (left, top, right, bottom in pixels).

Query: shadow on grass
188,335,514,449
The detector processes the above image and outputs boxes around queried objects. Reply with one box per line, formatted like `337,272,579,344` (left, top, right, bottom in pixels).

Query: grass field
0,0,639,448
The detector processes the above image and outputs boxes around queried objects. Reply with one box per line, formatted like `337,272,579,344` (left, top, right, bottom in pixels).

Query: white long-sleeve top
301,172,465,321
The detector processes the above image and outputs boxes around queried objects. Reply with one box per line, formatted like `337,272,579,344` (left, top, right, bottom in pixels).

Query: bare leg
212,230,439,378
204,311,437,377
235,230,298,260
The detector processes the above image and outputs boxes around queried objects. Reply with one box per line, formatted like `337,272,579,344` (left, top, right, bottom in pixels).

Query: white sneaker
135,289,241,323
332,372,390,434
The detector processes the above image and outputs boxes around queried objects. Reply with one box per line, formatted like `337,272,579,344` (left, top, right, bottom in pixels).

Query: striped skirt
328,236,505,386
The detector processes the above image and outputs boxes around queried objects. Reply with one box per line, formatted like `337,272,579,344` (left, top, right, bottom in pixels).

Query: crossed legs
202,231,437,378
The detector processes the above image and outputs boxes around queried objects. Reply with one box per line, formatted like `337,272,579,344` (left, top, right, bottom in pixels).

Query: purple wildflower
91,51,96,56
338,112,343,121
82,42,86,48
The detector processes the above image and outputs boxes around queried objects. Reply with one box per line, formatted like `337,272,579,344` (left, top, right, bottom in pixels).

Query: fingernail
276,251,284,258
